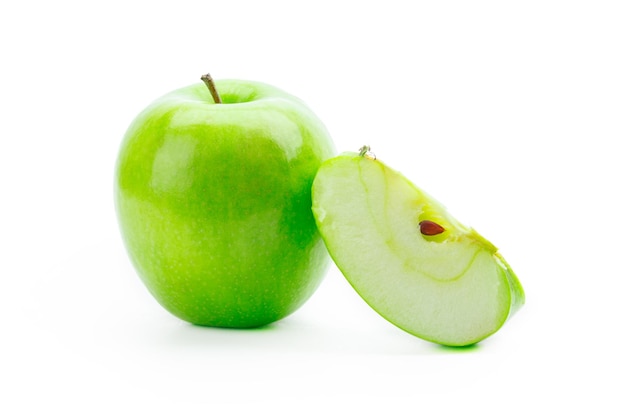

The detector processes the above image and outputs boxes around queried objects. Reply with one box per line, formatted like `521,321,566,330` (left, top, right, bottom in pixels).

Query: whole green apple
115,75,335,328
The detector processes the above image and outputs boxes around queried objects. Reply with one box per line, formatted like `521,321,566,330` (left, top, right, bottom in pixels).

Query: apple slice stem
358,145,377,160
201,73,222,104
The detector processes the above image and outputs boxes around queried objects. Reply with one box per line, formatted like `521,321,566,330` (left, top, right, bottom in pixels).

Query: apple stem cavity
201,73,222,104
419,220,445,236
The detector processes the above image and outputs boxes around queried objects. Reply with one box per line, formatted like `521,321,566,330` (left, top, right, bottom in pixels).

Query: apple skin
115,79,335,328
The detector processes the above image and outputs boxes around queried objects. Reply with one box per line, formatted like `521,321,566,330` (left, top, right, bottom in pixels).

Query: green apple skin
115,79,335,328
312,152,525,346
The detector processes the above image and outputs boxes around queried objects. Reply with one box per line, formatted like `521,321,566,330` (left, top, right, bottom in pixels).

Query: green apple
115,75,335,328
311,147,524,346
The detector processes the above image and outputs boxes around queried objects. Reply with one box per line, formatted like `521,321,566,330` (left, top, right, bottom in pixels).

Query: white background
2,1,625,415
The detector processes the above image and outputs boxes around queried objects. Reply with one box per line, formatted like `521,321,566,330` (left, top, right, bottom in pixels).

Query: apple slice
311,147,524,346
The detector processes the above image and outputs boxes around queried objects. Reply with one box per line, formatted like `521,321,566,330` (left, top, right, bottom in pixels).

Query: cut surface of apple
311,149,524,346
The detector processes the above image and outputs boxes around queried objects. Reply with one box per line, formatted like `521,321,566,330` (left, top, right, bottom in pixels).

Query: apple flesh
311,150,524,346
115,78,335,328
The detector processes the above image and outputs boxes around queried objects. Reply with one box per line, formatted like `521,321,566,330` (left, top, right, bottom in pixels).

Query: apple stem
201,73,222,104
358,145,377,160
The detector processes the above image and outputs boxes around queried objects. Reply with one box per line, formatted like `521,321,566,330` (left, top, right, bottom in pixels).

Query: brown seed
419,220,445,236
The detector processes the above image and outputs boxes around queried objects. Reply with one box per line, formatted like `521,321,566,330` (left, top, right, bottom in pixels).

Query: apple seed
419,220,445,236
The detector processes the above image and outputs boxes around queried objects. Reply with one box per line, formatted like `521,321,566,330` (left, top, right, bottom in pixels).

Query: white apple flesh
311,149,524,346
